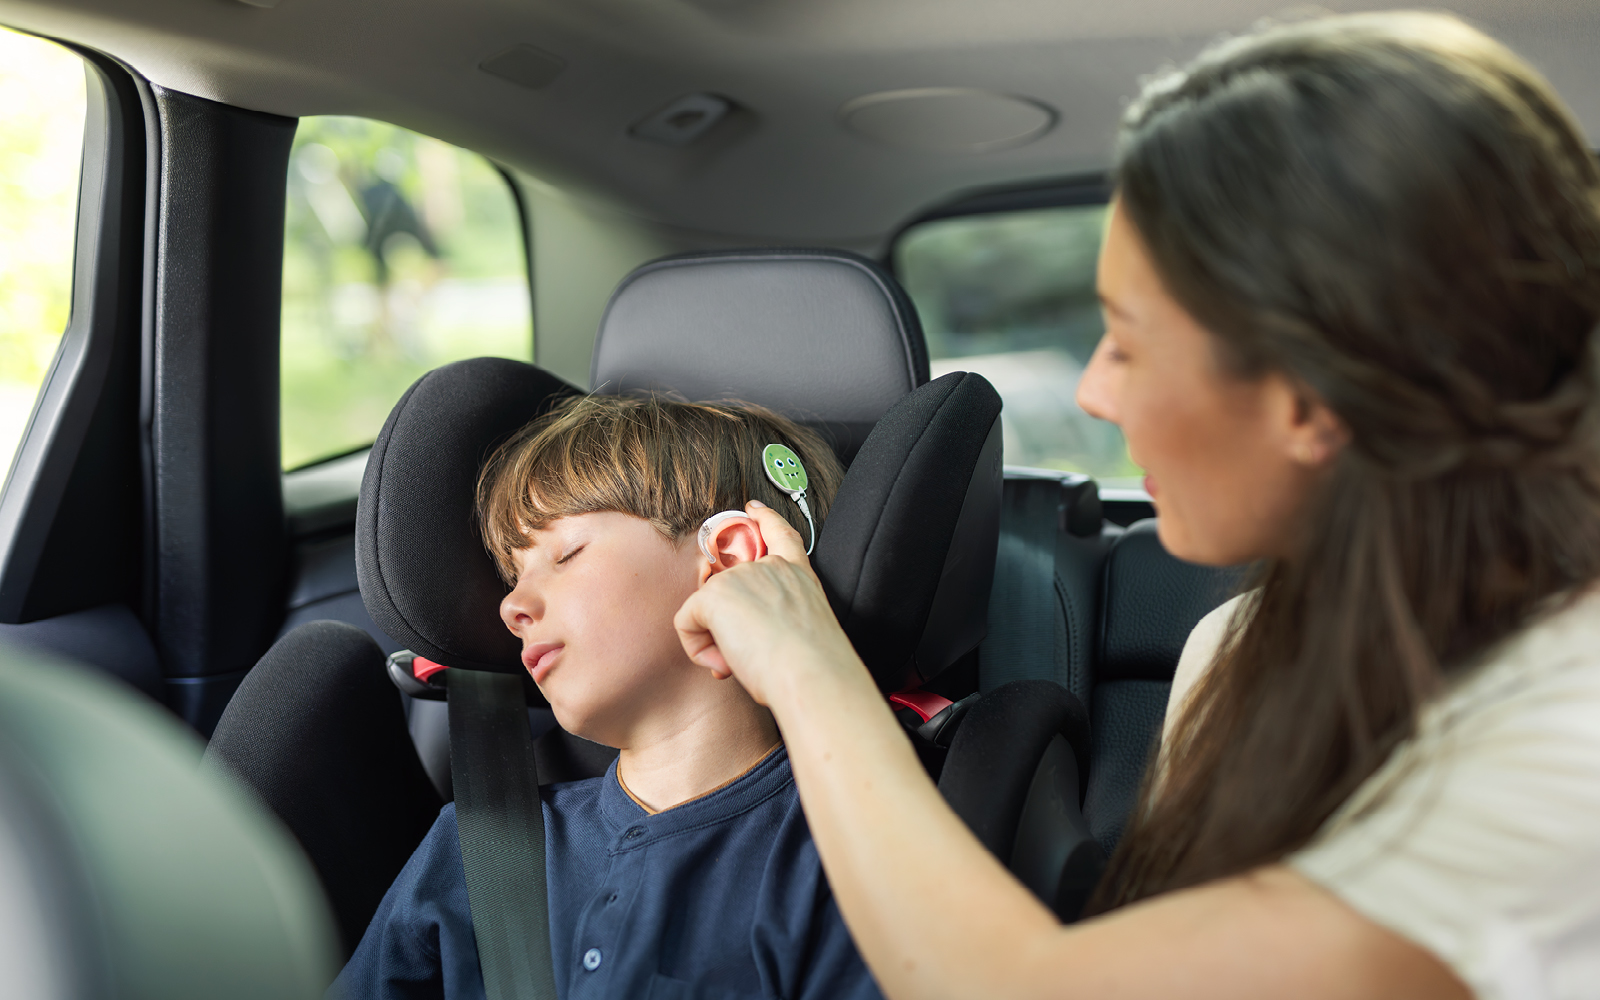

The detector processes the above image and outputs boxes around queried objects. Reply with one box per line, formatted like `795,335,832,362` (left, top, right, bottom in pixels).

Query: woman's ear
1282,380,1349,467
697,516,767,585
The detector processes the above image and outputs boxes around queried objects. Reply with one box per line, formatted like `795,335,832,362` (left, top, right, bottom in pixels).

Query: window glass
895,204,1140,488
0,27,86,474
281,116,532,469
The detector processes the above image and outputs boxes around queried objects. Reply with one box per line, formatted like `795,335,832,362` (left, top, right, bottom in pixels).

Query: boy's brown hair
477,394,844,583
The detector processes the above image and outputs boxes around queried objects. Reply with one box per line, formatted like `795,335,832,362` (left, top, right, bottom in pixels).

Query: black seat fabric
947,510,1241,913
593,249,929,464
356,359,578,677
205,621,442,956
208,620,617,956
979,474,1107,707
816,371,1002,691
938,679,1099,920
1082,519,1245,854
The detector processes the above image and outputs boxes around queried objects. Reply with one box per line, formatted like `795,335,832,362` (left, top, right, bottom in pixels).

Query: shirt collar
598,745,792,845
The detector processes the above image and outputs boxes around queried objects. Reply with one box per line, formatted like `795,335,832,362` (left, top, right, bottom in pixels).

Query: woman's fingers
675,536,853,703
672,593,725,675
744,500,811,569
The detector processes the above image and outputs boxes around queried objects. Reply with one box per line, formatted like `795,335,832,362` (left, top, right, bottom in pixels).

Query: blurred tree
280,117,532,469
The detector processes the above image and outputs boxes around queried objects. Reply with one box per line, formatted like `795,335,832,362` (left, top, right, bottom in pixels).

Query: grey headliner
2,0,1598,248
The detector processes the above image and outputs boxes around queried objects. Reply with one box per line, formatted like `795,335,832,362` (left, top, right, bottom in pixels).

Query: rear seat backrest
1083,519,1245,853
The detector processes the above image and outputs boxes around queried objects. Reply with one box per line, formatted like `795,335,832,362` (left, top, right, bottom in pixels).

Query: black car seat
207,249,1008,961
1084,520,1247,850
977,475,1246,858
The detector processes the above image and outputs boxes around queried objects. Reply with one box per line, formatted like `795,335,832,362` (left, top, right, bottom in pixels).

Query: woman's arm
675,503,1468,1000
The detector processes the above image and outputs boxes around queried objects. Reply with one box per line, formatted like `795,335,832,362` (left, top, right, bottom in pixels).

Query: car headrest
1097,520,1246,683
592,249,930,465
356,359,1002,692
816,370,1002,690
356,359,579,676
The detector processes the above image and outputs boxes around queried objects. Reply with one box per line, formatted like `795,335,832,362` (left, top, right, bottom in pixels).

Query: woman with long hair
675,11,1600,999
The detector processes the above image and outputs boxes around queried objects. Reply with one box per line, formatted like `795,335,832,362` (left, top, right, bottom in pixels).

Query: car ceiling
2,0,1598,250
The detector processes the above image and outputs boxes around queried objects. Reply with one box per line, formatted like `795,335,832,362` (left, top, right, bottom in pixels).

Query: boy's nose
499,584,543,634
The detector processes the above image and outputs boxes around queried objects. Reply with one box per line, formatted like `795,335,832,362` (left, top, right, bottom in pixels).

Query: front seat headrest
593,249,929,464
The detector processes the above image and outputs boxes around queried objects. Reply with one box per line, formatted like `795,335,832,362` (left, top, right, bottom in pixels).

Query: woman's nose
1076,338,1119,424
499,582,543,634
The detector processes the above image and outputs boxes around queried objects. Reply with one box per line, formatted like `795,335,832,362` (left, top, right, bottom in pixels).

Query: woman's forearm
769,650,1469,1000
771,649,1063,1000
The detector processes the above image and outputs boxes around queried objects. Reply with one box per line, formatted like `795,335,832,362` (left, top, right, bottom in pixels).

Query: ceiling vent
840,88,1056,153
631,94,733,146
480,46,567,90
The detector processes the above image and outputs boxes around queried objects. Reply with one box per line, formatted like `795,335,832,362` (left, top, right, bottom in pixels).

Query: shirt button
583,948,602,972
623,826,645,841
607,892,619,904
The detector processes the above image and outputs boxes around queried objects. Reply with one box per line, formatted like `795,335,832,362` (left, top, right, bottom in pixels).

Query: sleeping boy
333,394,882,1000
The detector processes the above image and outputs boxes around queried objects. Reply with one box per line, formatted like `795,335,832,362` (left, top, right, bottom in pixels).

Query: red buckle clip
888,688,953,723
412,656,449,683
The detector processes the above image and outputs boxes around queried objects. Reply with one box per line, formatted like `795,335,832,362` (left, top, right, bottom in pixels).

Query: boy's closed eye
556,544,585,565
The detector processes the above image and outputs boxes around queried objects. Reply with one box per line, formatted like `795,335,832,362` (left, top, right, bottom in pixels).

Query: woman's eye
556,545,584,565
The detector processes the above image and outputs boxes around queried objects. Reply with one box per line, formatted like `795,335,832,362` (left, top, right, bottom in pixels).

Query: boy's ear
697,516,766,584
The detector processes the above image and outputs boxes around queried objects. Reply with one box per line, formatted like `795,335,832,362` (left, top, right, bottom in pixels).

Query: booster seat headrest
356,359,1001,691
356,360,579,676
593,249,929,464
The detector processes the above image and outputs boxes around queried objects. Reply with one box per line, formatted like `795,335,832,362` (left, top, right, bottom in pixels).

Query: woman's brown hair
477,394,843,583
1092,12,1600,910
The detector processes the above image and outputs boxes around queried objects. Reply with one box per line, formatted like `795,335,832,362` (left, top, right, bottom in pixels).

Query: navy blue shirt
333,747,881,1000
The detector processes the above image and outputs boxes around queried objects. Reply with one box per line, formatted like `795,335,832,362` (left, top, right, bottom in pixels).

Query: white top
1166,590,1600,1000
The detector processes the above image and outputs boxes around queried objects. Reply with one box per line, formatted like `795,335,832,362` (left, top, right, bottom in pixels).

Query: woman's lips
522,643,564,683
1143,474,1158,499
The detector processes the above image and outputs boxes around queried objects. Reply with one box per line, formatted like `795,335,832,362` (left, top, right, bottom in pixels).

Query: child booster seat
206,250,1039,993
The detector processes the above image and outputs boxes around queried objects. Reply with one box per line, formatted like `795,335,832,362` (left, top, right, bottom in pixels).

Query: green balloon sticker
762,443,809,494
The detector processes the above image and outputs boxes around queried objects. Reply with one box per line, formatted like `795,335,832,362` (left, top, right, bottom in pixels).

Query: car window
281,116,532,469
0,27,87,477
894,204,1141,489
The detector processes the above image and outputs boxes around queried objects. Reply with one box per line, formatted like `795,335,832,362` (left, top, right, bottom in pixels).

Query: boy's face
498,511,706,747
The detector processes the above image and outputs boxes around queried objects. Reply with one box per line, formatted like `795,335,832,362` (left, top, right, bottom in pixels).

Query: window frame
0,36,149,622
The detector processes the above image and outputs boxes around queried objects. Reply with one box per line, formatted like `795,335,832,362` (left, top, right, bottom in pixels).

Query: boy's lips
522,643,564,682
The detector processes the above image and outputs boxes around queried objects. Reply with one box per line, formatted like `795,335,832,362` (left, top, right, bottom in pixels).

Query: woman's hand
675,501,862,705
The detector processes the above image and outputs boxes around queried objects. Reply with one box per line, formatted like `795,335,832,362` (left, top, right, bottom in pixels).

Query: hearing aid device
697,510,766,565
762,443,817,555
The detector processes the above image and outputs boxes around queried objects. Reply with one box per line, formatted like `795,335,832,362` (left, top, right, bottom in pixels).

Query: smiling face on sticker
762,443,809,493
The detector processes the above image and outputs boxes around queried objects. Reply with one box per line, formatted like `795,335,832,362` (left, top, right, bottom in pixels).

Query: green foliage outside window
0,27,85,477
281,116,532,469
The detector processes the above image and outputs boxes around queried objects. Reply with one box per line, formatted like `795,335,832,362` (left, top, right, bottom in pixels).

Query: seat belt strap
448,668,559,1000
980,476,1063,692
